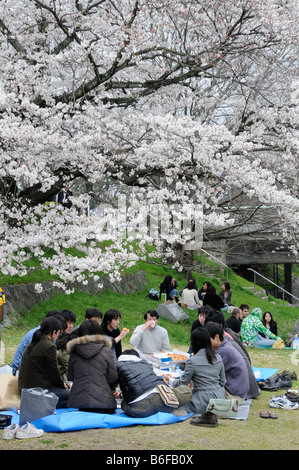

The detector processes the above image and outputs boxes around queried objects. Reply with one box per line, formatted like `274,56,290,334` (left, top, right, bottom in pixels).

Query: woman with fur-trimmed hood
67,320,118,413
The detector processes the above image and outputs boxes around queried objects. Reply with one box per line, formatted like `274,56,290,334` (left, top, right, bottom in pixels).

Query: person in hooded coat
67,320,118,413
240,307,279,348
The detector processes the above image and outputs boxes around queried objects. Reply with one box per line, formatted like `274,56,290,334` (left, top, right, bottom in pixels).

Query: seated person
58,309,76,334
179,278,198,295
169,328,226,415
18,316,71,408
159,275,178,301
180,279,201,310
239,304,250,322
117,349,191,418
56,308,103,381
205,322,250,405
198,282,211,301
219,282,233,307
11,310,61,376
203,285,225,311
187,305,214,353
130,310,171,359
240,307,279,348
67,320,118,413
71,308,103,337
204,310,260,399
225,307,242,335
261,311,278,337
101,309,130,361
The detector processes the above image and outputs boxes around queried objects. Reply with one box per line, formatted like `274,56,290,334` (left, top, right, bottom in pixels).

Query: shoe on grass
269,395,299,410
2,423,21,440
285,390,299,402
190,411,218,427
15,422,44,439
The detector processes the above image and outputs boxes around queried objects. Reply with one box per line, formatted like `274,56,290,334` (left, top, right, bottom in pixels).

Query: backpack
146,288,160,301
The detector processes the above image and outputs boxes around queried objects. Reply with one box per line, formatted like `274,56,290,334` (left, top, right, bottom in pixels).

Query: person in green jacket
240,307,280,347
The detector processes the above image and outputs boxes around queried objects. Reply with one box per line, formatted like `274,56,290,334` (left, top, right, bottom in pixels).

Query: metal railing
199,248,229,281
247,267,299,306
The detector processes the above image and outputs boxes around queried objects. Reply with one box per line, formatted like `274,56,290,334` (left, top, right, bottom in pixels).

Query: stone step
244,286,269,302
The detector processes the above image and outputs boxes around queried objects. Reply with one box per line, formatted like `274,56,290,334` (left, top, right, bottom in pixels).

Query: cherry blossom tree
0,0,298,290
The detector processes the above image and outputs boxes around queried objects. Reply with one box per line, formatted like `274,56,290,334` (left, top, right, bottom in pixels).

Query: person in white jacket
180,279,201,310
130,310,171,359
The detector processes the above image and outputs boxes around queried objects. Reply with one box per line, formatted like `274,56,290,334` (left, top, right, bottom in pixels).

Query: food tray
151,350,190,366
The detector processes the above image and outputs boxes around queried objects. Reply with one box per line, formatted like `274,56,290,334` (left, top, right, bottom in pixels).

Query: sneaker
2,423,21,440
15,422,44,439
269,394,285,402
269,395,299,410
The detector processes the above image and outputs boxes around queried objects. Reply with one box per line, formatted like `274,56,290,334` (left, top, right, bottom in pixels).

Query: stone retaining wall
0,271,147,327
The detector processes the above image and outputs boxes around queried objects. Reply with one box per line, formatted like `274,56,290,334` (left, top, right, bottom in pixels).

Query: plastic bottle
292,334,299,350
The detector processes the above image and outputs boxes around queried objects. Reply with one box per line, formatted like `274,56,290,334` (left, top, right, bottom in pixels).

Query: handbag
206,398,238,418
19,388,59,426
157,384,180,408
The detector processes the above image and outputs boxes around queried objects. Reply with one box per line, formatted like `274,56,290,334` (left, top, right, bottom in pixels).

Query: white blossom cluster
0,0,298,289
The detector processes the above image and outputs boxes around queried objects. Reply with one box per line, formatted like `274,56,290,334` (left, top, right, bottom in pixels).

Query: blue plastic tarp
0,368,279,432
252,367,279,381
0,408,192,432
32,408,192,432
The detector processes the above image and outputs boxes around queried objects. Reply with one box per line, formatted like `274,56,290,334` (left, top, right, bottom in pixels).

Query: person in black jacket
117,350,191,418
261,311,278,337
58,185,73,209
187,305,214,353
202,285,225,311
101,309,130,362
225,307,242,335
159,275,178,301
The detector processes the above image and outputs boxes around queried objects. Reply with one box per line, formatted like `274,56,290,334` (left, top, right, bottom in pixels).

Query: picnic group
0,275,298,439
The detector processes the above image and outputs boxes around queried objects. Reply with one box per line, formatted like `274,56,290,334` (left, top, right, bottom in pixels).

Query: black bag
0,414,12,428
19,388,58,426
146,288,160,301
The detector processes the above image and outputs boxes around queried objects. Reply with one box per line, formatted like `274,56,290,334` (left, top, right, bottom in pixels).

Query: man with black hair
84,308,103,323
71,308,103,338
59,309,76,334
130,310,171,358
